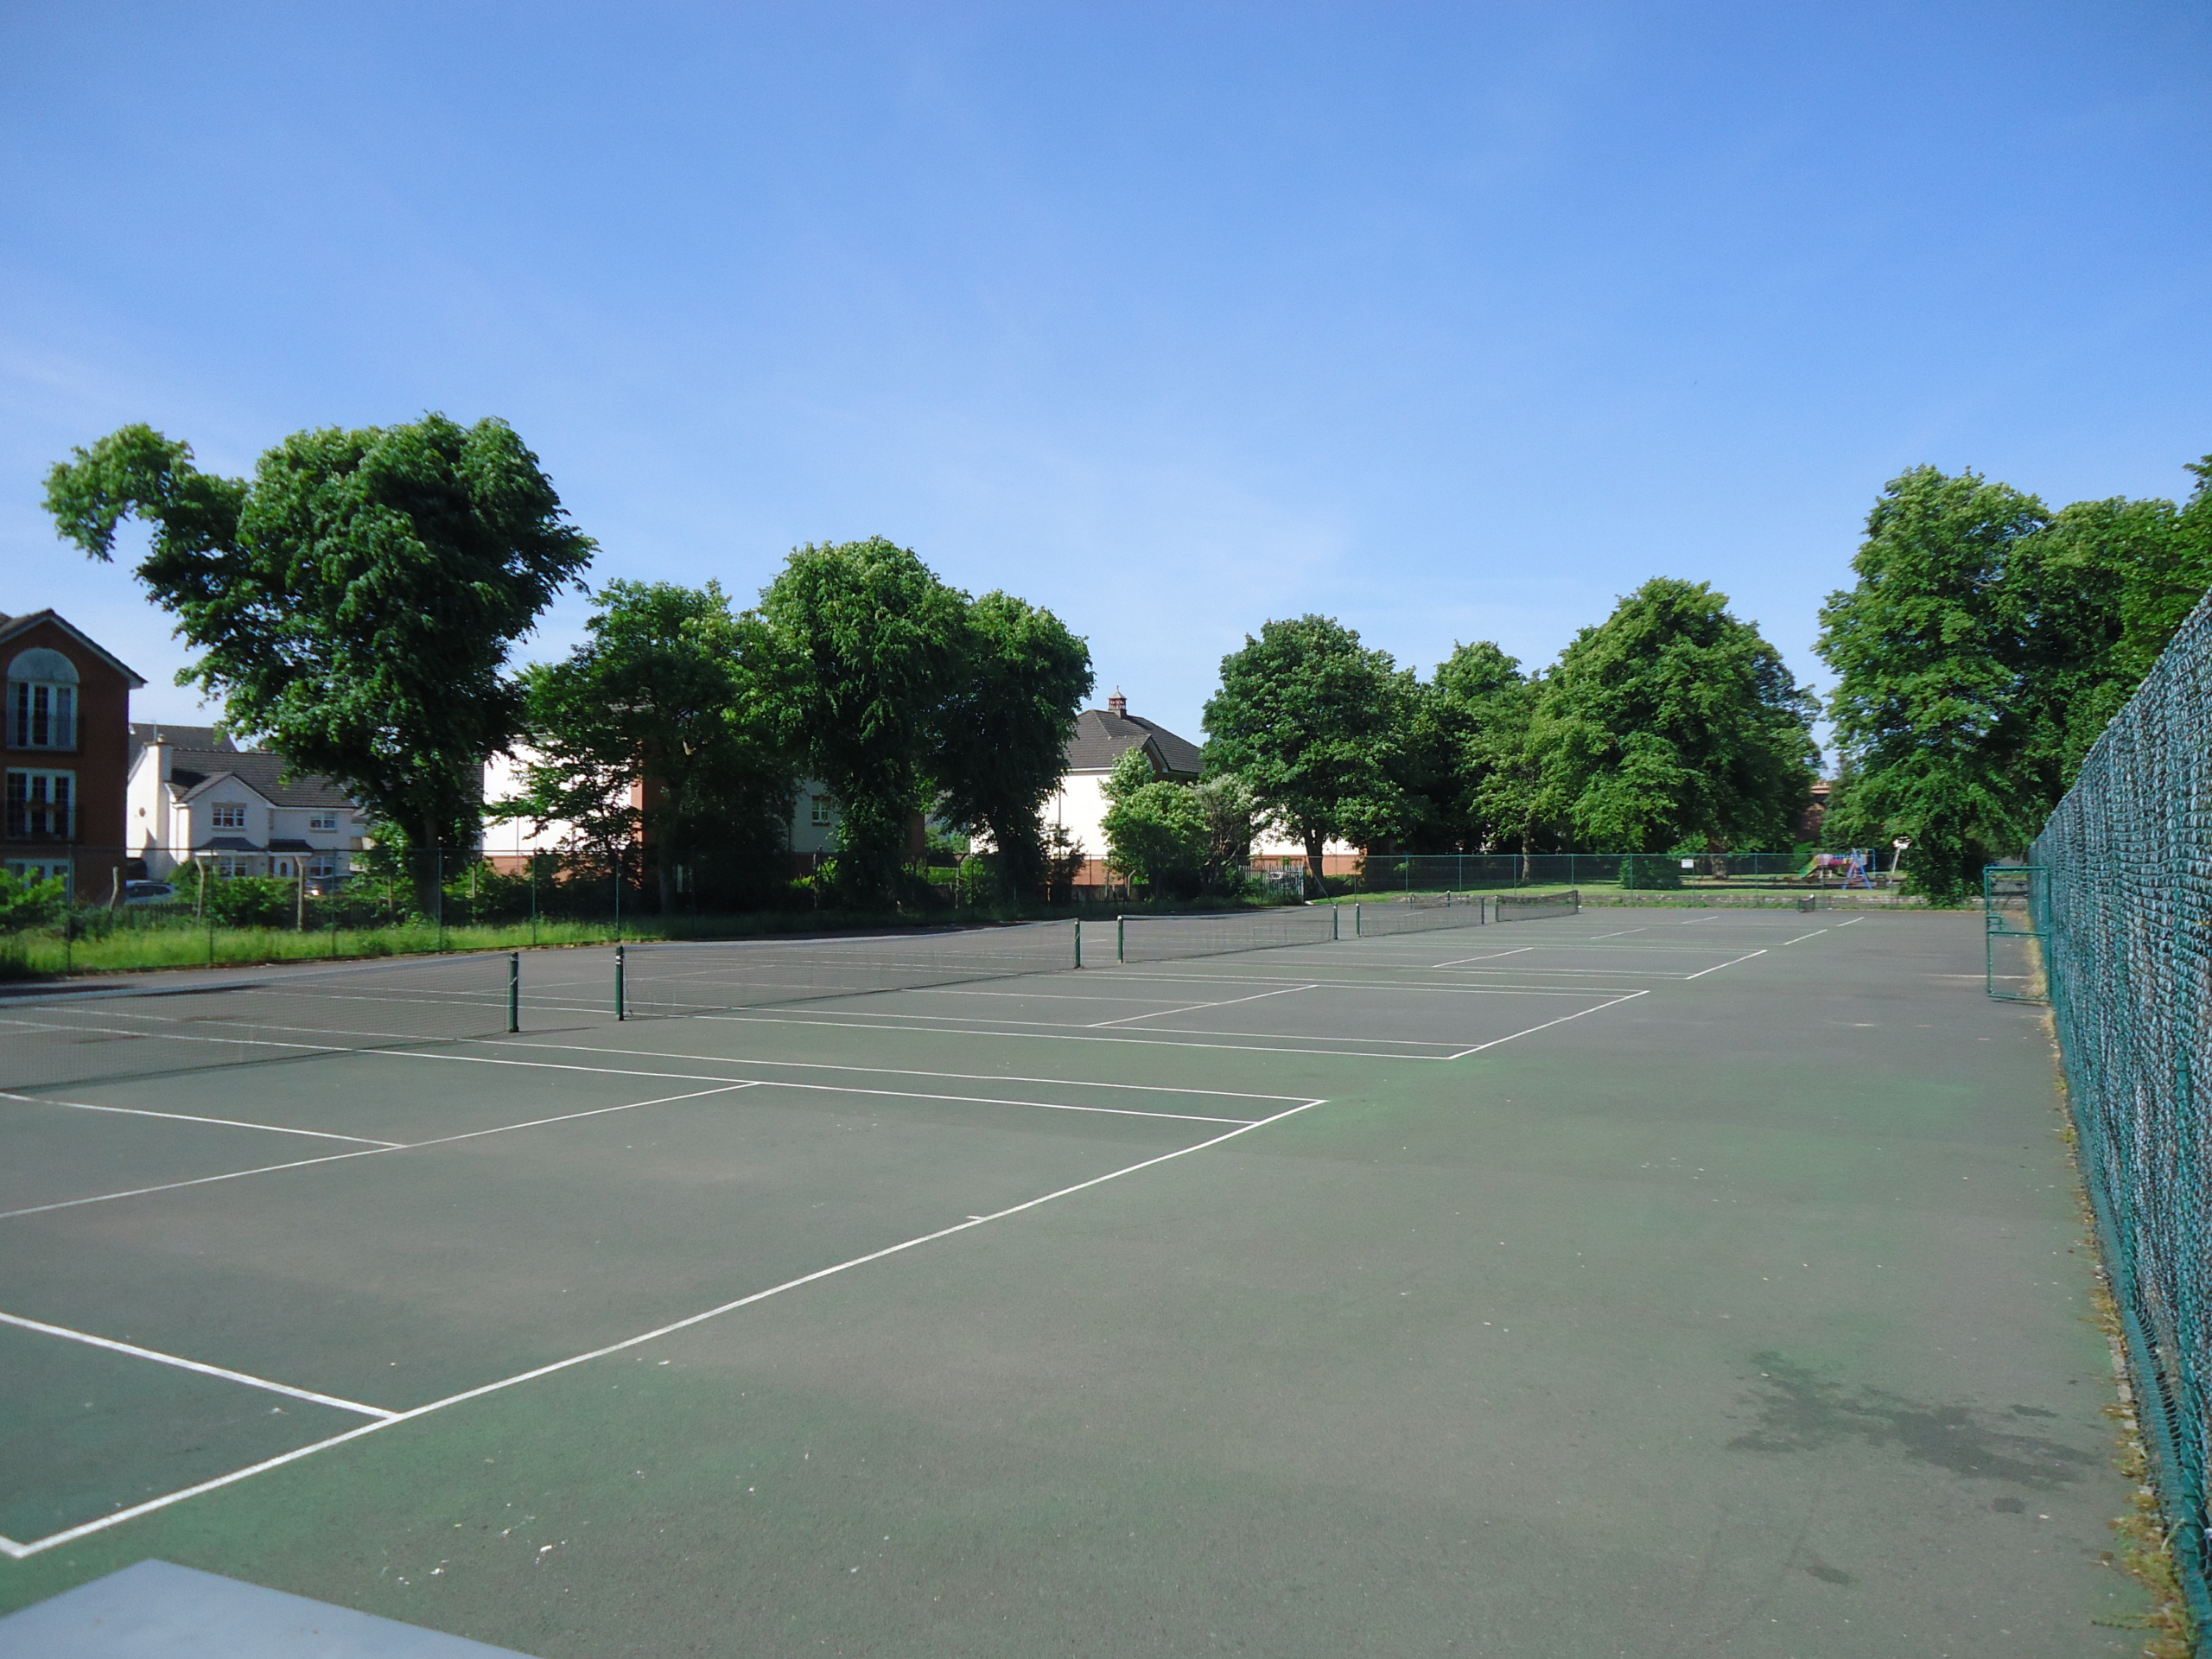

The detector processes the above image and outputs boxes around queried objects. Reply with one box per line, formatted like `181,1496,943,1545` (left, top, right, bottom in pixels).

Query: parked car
122,880,179,906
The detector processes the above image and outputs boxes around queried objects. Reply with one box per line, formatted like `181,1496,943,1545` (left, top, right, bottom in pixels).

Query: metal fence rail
2032,589,2212,1635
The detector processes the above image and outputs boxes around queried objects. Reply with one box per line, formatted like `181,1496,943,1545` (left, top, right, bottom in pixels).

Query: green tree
499,581,799,908
1406,641,1531,850
755,537,968,908
1817,467,2066,898
45,418,594,911
931,592,1093,902
1202,615,1414,886
1538,578,1816,854
1100,749,1210,897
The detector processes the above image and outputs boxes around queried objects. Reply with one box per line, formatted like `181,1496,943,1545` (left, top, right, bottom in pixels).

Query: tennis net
1353,894,1487,938
0,952,519,1095
1496,890,1580,922
1116,907,1338,963
614,921,1080,1018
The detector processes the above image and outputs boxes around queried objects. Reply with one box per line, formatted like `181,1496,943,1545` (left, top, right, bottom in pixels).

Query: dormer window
6,648,78,752
211,804,248,830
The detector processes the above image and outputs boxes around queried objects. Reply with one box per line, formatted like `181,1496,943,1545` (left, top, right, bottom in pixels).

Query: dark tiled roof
200,836,262,852
268,838,316,852
168,749,359,810
129,722,235,773
1062,709,1203,779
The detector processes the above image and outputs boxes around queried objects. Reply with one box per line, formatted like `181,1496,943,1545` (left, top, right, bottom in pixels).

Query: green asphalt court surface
0,908,2152,1656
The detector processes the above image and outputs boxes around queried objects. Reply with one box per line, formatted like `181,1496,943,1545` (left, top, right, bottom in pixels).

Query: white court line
1432,948,1533,968
1588,928,1648,939
0,1310,397,1421
1086,982,1316,1030
479,1039,1311,1104
0,1085,757,1222
0,1092,1327,1560
0,1090,402,1148
1440,990,1649,1058
1775,928,1831,946
1682,950,1770,980
1837,917,1864,927
396,1052,1253,1126
676,1008,1467,1060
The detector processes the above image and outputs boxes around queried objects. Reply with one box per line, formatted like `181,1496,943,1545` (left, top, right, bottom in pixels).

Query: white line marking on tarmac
1085,982,1316,1029
0,1310,397,1420
1430,948,1534,967
0,1093,1329,1560
1682,950,1770,979
1588,928,1648,939
1776,929,1831,945
0,1085,756,1220
1440,990,1650,1058
0,1091,402,1147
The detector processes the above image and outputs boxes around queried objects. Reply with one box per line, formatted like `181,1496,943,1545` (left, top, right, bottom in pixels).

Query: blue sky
4,3,2207,757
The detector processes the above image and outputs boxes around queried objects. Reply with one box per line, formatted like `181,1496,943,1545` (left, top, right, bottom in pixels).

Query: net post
1334,906,1342,941
1353,902,1361,938
508,951,520,1033
615,944,626,1020
1074,918,1083,969
1116,915,1125,963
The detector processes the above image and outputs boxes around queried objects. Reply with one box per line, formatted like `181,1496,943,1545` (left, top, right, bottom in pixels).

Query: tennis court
0,905,2150,1655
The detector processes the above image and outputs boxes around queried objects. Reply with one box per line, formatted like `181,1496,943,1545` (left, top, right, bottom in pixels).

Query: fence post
508,951,520,1033
1116,915,1126,963
613,851,622,943
615,944,626,1020
530,859,539,947
435,848,447,952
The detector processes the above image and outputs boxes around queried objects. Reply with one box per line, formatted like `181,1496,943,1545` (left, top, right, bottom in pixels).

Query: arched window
7,648,78,752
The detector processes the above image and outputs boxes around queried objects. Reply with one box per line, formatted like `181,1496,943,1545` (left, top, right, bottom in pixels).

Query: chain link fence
2033,589,2212,1631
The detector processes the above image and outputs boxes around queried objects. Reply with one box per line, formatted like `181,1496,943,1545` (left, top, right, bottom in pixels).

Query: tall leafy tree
1538,578,1816,854
45,418,594,908
1817,466,2069,897
1405,640,1530,850
1202,615,1414,885
498,581,798,907
754,537,968,907
931,592,1093,900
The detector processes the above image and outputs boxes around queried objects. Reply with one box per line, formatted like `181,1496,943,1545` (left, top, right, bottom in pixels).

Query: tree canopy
1202,615,1413,883
499,581,798,904
45,416,594,887
931,591,1093,899
753,537,971,907
1533,578,1818,855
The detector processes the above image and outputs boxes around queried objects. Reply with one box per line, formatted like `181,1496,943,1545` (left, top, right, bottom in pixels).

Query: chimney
1107,690,1128,718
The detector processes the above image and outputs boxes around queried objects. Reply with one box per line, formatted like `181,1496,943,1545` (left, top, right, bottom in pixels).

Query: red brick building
2,610,145,904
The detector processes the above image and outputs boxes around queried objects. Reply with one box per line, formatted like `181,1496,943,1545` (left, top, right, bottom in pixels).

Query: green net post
1353,902,1362,938
1332,906,1341,940
1074,918,1083,969
1116,915,1126,963
508,951,520,1033
615,944,626,1020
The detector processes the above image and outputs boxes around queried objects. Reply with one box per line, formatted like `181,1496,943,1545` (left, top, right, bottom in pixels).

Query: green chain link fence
2032,588,2212,1636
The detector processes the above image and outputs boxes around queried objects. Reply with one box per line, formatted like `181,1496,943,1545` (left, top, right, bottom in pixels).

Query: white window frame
210,803,248,830
307,812,340,832
4,768,73,839
810,795,836,826
8,681,76,751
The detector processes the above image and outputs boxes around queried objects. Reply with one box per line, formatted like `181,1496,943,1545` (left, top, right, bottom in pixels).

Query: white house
126,726,368,884
1044,694,1357,885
